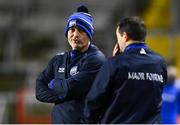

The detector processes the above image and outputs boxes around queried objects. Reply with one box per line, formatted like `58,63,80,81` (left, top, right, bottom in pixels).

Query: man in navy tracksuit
35,6,106,123
83,17,167,124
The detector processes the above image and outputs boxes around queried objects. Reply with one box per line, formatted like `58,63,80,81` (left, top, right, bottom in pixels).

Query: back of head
167,65,178,83
117,16,147,41
64,5,94,40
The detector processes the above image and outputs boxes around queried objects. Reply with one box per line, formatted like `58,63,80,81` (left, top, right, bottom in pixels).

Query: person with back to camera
35,5,106,123
82,16,167,124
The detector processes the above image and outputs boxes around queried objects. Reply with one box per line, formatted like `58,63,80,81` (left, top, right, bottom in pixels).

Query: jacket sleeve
52,53,106,100
83,61,113,123
36,56,64,103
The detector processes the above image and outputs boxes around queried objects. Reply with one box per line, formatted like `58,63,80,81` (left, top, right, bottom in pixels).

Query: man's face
67,26,90,52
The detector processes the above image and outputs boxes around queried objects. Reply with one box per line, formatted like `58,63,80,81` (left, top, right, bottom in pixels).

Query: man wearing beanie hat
36,5,106,123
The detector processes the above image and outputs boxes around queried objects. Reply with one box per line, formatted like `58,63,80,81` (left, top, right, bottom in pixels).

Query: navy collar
70,43,92,60
70,49,82,61
124,42,147,52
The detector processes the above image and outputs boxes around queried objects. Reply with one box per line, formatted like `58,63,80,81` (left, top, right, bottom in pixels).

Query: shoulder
55,51,68,58
147,48,165,61
148,49,167,69
88,44,105,56
108,53,129,66
102,54,125,71
55,52,66,56
49,51,68,63
106,53,139,74
86,44,106,62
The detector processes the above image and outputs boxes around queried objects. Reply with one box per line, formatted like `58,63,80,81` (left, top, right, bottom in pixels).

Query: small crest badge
70,66,79,76
69,20,76,27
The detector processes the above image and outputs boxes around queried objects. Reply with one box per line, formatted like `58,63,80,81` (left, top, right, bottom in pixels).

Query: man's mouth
73,40,80,44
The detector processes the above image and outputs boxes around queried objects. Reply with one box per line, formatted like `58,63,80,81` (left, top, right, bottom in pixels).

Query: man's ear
123,32,129,42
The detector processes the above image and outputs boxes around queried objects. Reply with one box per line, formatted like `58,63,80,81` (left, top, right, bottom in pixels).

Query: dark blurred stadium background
0,0,180,123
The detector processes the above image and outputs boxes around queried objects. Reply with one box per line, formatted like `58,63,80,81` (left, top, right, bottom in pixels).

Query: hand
112,43,121,56
48,78,66,100
48,79,55,90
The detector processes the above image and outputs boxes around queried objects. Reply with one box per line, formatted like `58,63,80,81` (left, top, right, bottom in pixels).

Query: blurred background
0,0,180,123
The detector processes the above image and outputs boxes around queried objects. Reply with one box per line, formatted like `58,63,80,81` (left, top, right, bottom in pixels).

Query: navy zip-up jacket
36,44,106,123
83,43,167,124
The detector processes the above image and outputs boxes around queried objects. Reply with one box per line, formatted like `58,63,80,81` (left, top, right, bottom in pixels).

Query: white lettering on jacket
128,72,163,83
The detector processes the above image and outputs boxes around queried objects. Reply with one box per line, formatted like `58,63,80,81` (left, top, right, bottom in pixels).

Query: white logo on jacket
140,48,146,54
58,67,65,73
70,66,79,76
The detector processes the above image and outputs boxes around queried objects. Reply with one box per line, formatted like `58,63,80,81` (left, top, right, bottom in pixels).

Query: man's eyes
69,27,83,33
69,28,75,32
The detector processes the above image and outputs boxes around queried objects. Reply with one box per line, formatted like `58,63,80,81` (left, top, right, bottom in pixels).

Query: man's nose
73,29,80,37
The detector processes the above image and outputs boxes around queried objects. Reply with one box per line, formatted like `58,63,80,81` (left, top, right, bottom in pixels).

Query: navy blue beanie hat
64,5,94,40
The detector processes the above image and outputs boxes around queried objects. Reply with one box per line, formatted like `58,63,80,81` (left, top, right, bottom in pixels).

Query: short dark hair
117,16,147,41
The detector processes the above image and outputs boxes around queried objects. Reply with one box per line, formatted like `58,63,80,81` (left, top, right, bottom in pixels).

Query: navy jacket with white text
36,44,106,123
83,42,167,124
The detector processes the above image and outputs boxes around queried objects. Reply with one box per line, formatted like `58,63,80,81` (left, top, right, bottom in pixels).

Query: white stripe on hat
78,17,94,29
